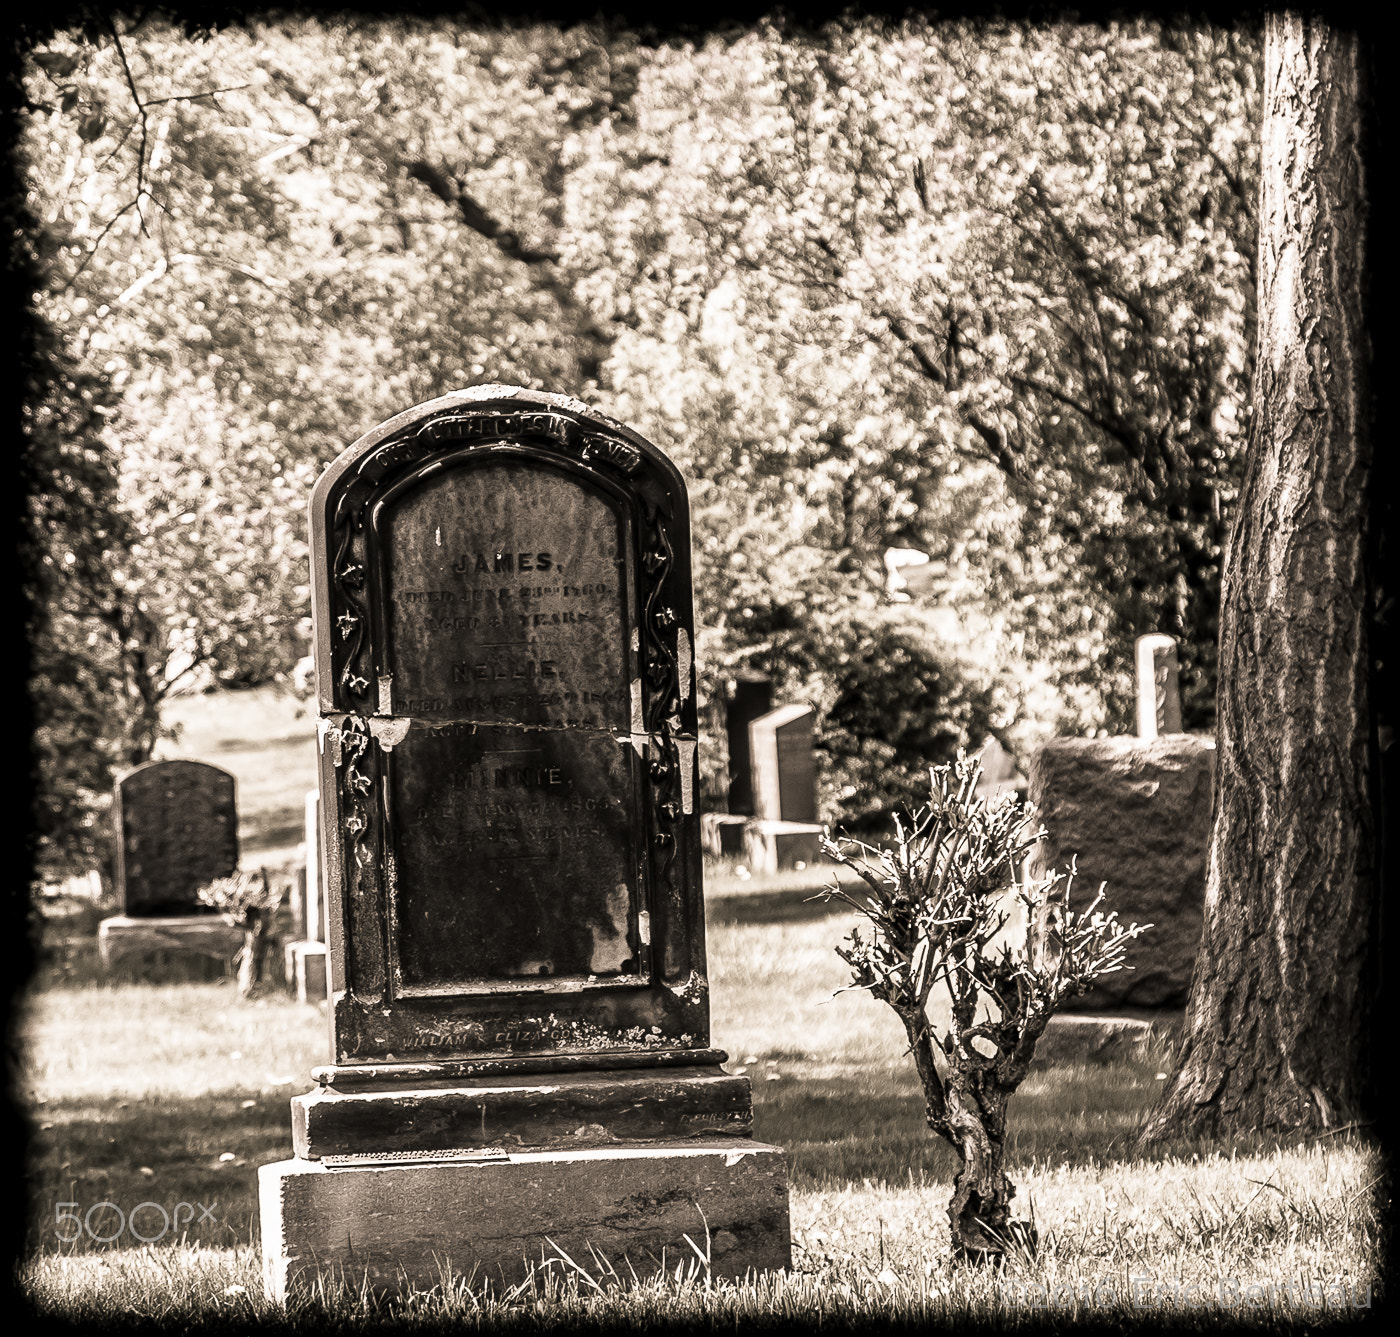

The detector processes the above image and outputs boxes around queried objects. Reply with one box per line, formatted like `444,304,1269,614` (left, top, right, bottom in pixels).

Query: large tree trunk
1139,16,1375,1144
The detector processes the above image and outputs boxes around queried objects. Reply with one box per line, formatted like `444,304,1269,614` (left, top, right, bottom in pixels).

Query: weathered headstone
743,703,823,873
1134,633,1182,739
260,386,790,1297
113,760,239,915
98,760,245,971
1027,735,1215,1010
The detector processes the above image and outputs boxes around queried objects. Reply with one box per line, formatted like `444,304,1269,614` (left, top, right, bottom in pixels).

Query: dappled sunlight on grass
19,904,1385,1324
21,1136,1383,1325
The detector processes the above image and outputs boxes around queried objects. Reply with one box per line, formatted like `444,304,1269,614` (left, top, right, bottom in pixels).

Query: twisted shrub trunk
824,757,1146,1262
237,907,270,999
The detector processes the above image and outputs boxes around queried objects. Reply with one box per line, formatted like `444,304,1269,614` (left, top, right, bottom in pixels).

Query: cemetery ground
18,689,1385,1326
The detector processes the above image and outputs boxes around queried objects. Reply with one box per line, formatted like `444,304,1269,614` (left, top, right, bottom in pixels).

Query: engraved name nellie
453,658,557,683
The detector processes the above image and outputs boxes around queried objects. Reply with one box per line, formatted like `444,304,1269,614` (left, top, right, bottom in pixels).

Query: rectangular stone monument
260,386,789,1298
98,760,245,970
743,703,823,873
284,789,328,1003
1134,633,1183,739
1027,734,1215,1010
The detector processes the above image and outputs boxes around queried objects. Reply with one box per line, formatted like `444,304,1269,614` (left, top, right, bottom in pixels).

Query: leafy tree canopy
19,13,1258,873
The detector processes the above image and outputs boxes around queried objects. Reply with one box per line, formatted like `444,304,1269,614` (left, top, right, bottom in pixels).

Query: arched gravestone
311,387,708,1061
113,759,238,916
261,387,789,1297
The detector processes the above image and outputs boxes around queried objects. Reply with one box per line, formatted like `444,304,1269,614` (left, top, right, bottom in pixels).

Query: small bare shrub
820,752,1149,1261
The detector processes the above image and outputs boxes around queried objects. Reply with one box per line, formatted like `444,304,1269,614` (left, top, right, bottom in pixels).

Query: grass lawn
17,909,1385,1328
19,688,1386,1326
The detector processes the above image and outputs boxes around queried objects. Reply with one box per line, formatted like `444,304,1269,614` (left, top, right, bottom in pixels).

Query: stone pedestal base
97,915,243,970
1034,1013,1181,1064
699,813,748,859
292,1065,752,1159
742,820,824,873
283,940,328,1005
260,1140,790,1298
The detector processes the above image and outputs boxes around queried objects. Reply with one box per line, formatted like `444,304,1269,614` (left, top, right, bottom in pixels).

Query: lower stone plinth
292,1065,752,1159
259,1140,790,1298
1033,1013,1182,1064
742,820,825,874
97,915,244,969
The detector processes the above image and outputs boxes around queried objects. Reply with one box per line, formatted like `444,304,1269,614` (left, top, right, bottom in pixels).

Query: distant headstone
1027,735,1215,1010
742,704,822,873
112,760,239,916
749,704,817,823
1135,634,1182,739
304,788,324,942
284,788,328,1002
260,386,789,1298
725,672,772,816
972,735,1026,802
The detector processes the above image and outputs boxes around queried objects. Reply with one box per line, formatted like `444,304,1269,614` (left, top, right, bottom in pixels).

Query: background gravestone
284,788,328,1004
972,735,1026,802
750,703,817,824
742,703,823,872
261,386,789,1297
725,671,773,816
1027,735,1215,1010
1135,633,1183,739
113,760,239,916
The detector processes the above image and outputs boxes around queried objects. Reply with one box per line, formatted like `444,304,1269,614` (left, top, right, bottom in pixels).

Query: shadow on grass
27,1058,1169,1257
752,1057,1191,1187
706,889,851,926
31,1041,1332,1264
26,1091,295,1256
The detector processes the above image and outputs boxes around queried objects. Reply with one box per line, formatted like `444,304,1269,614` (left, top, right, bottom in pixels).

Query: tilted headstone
724,672,772,816
1135,633,1182,739
112,760,239,916
260,386,789,1297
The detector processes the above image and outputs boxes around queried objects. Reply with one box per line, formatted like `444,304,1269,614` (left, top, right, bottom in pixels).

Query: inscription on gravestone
113,760,239,917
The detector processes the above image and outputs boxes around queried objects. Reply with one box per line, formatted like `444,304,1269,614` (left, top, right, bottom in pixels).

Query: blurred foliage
19,14,1258,873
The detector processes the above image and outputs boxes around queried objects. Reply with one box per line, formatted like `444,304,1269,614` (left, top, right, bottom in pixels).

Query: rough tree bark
1139,15,1375,1144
